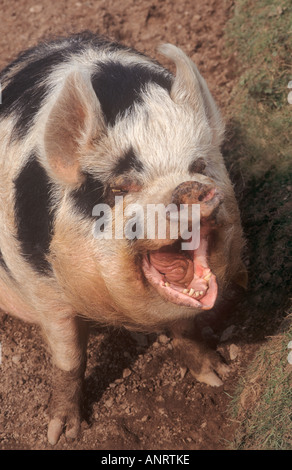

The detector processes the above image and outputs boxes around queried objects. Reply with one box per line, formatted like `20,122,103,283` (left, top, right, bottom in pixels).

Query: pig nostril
200,188,217,202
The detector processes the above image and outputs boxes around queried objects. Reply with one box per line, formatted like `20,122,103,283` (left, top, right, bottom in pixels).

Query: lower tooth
188,288,195,296
165,282,170,287
199,291,204,296
183,289,189,294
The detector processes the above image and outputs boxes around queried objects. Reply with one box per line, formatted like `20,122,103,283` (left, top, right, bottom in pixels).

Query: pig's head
43,44,246,327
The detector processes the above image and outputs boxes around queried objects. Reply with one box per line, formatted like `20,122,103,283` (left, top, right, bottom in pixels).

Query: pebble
122,368,132,379
180,366,187,379
104,397,114,408
287,342,292,364
115,378,123,384
229,344,239,360
12,355,21,365
29,5,43,13
158,334,170,344
220,325,236,342
288,91,292,105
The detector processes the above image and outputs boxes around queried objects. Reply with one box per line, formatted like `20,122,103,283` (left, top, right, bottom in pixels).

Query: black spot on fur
0,32,172,138
71,173,104,218
0,32,127,140
14,154,55,274
0,51,66,140
91,61,172,126
188,157,206,175
113,147,144,175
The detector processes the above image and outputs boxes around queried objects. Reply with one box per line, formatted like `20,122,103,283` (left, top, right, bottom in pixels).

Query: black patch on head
0,31,172,138
0,51,66,140
91,61,172,126
71,173,104,218
0,31,124,140
113,147,144,176
189,157,206,175
14,154,55,274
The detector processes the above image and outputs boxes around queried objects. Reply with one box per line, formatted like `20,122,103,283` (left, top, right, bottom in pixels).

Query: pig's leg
41,315,88,445
171,318,229,387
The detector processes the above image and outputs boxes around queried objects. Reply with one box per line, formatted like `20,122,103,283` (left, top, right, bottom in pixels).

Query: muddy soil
0,0,258,451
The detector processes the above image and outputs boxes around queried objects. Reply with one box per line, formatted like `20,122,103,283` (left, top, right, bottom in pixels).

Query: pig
0,32,247,445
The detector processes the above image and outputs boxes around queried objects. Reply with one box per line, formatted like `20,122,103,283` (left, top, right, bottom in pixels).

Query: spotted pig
0,32,247,444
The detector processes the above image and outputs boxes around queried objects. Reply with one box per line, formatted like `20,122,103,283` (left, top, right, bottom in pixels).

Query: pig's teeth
204,272,212,281
183,289,189,295
199,291,204,296
195,291,200,297
188,288,195,296
165,282,170,287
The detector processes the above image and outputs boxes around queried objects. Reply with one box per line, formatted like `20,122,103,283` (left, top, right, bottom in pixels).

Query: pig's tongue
149,251,194,285
143,238,217,309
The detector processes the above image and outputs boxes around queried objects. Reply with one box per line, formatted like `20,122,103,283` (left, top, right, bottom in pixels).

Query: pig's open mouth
142,236,217,310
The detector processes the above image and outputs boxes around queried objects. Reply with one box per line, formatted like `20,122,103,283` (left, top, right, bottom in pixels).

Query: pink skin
142,237,218,310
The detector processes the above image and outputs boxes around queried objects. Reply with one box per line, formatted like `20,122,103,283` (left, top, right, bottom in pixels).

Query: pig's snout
171,180,223,219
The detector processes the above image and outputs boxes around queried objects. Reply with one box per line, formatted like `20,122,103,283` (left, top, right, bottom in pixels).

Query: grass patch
230,314,292,450
223,0,292,331
222,0,292,450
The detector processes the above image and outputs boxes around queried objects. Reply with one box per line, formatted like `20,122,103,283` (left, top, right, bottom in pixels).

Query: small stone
287,341,292,349
288,351,292,365
115,378,123,384
122,368,132,379
12,355,21,365
29,5,43,13
104,397,114,408
288,91,292,104
220,325,236,342
141,415,149,422
156,395,164,403
180,366,187,379
158,334,170,344
229,344,239,360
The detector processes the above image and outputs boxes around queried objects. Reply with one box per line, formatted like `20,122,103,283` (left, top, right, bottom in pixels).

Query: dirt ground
0,0,260,451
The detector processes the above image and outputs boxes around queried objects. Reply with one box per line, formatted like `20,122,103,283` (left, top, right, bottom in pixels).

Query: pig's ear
158,44,225,146
44,71,106,185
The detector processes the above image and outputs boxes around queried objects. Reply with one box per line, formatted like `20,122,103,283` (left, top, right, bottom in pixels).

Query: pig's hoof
47,415,81,445
190,355,230,387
